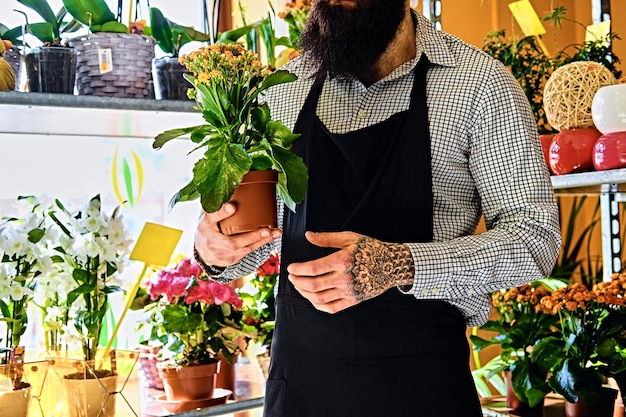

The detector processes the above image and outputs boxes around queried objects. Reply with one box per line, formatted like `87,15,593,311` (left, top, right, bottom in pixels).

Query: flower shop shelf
0,91,202,140
551,168,626,282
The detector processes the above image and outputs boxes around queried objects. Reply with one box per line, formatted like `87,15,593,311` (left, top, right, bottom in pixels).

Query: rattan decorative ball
543,61,616,130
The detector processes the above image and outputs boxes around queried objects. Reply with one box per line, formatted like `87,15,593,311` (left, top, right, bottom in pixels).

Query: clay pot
549,128,602,175
504,371,545,415
564,386,618,417
158,360,220,401
216,358,236,399
593,132,626,171
219,170,279,236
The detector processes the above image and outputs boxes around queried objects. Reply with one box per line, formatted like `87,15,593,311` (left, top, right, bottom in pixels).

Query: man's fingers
305,230,359,248
201,203,237,227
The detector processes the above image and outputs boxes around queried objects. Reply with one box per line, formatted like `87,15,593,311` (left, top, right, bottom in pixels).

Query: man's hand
288,231,415,313
194,203,282,267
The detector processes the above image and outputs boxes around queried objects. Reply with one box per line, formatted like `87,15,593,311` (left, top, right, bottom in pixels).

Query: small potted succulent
153,43,308,235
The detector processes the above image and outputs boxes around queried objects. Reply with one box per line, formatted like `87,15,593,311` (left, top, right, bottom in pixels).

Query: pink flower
209,281,242,308
175,258,204,278
186,279,215,305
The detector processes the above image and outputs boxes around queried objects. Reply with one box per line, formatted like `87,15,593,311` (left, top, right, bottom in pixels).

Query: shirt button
467,289,475,295
357,109,367,118
420,288,430,295
431,288,440,295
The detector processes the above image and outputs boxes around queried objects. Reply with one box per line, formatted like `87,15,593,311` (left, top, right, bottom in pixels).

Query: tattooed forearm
348,237,415,301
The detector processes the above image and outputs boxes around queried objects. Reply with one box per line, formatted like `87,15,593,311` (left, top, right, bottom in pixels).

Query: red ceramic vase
592,131,626,171
539,134,556,173
549,128,602,175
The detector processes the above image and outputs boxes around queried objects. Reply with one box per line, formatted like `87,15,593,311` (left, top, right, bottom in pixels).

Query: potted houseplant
148,6,211,100
41,194,133,417
61,0,156,98
140,257,250,411
153,43,308,234
470,280,562,412
0,195,50,417
238,251,279,379
12,0,82,94
533,275,626,416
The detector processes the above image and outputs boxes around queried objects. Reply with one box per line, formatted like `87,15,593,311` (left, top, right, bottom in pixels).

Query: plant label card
508,0,546,37
586,21,611,45
98,48,113,74
130,222,183,267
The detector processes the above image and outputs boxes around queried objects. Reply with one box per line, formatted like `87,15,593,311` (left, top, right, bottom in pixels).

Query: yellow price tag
586,21,611,45
508,0,546,37
130,222,183,267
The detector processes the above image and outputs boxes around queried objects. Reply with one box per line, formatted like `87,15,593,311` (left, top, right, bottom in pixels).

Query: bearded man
193,0,562,415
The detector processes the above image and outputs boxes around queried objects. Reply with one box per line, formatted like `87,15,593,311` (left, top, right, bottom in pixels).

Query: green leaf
266,120,300,149
149,7,174,56
61,0,116,27
194,140,252,213
92,21,128,33
26,22,56,43
27,228,45,244
250,154,273,170
260,70,297,91
272,145,307,210
17,0,57,28
153,126,202,149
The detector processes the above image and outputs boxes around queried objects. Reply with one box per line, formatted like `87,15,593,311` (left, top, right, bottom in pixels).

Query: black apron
264,57,482,417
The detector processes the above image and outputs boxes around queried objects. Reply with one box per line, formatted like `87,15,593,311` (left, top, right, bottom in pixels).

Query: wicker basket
68,33,155,99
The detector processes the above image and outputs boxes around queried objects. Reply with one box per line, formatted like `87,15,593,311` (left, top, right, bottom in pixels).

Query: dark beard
299,0,406,80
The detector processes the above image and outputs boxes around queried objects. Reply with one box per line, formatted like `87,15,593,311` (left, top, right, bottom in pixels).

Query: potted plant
0,195,50,417
470,280,562,411
140,257,250,411
153,43,308,234
40,194,133,417
11,0,82,94
61,0,156,98
238,251,279,379
148,6,212,100
533,275,626,416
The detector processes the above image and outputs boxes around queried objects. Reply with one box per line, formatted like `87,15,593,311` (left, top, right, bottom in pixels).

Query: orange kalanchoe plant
533,274,626,407
153,43,308,214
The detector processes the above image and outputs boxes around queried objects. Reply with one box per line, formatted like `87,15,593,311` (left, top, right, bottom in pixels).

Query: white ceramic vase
592,84,626,134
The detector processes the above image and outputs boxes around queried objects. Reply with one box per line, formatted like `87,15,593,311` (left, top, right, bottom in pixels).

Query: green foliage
148,7,211,57
61,0,127,33
154,44,307,214
482,6,622,134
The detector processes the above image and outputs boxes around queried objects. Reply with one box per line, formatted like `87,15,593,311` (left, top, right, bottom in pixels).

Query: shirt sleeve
401,62,562,318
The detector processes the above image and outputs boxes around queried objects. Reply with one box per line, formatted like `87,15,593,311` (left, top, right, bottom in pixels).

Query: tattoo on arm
349,237,415,301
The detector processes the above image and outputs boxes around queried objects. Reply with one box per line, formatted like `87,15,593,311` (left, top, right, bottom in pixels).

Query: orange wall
440,0,624,76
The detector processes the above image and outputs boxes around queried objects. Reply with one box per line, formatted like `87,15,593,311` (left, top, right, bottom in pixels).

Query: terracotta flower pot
219,170,279,236
504,371,544,415
564,386,618,417
158,360,220,401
